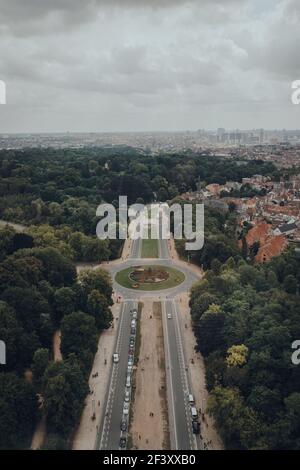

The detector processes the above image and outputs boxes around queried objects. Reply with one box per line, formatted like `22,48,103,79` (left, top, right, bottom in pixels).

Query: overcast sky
0,0,299,133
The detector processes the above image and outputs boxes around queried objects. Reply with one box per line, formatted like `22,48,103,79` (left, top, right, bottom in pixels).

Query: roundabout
115,264,185,291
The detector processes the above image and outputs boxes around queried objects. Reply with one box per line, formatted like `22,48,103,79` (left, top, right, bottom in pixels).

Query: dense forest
174,198,239,270
0,147,277,225
0,147,298,449
190,249,300,449
0,225,113,449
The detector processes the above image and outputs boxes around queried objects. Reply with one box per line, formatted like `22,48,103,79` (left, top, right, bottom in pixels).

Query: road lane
97,300,137,449
163,299,195,450
130,237,141,259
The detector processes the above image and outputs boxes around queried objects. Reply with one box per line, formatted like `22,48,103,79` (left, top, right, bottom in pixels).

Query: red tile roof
255,235,288,263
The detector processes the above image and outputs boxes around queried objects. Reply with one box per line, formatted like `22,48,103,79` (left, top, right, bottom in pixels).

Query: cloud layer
0,0,298,132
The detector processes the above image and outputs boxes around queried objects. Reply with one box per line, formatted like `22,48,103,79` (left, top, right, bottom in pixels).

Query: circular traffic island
115,265,185,291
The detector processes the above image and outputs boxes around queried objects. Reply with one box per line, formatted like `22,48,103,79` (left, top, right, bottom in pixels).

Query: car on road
188,393,195,405
126,375,131,388
167,313,172,319
192,421,200,434
119,437,127,449
123,402,129,415
191,406,198,421
132,310,138,319
113,353,119,363
124,390,130,402
128,356,134,365
120,419,127,431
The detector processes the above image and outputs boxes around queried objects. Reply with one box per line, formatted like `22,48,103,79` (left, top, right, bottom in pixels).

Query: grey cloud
0,0,244,36
237,1,300,80
0,0,298,132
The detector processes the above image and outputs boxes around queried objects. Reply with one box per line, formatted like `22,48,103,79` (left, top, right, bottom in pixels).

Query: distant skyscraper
259,128,264,144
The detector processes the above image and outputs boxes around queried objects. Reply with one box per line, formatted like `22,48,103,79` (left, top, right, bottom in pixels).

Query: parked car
191,406,198,421
119,437,127,449
120,419,127,432
188,394,195,405
192,421,200,434
123,402,130,415
124,390,130,402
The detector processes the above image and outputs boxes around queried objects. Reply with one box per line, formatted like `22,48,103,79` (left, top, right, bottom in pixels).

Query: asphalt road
98,211,202,450
97,237,141,450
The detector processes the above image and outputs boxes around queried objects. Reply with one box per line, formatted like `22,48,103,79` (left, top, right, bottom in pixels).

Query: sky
0,0,300,133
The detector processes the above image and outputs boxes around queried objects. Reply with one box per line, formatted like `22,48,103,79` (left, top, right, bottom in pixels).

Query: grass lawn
141,238,159,258
115,265,185,291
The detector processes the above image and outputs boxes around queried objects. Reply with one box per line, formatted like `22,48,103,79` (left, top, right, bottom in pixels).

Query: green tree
0,373,37,449
79,268,112,304
197,304,225,356
61,312,98,368
207,386,262,449
87,290,113,329
32,348,50,388
283,275,297,295
43,357,88,436
53,287,76,324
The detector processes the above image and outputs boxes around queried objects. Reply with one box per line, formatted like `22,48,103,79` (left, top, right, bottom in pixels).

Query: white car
123,402,129,415
113,353,119,363
124,390,130,402
167,313,172,319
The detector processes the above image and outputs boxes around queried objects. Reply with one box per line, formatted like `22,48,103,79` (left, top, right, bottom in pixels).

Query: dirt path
31,330,63,449
53,330,62,362
0,219,26,232
130,299,169,450
176,293,223,450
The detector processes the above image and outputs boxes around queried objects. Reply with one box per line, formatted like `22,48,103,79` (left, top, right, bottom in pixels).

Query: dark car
119,437,127,449
192,421,200,434
120,419,127,432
